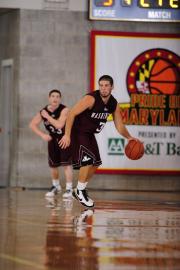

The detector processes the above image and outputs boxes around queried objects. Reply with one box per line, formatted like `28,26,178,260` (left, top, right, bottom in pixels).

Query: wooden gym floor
0,188,180,270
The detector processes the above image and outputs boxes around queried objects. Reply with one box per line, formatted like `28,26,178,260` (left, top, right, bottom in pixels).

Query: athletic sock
66,182,73,190
52,179,60,187
77,181,88,190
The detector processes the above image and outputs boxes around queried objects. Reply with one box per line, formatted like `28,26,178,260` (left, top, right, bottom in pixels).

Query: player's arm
65,95,95,137
59,95,95,148
112,104,134,140
41,107,69,129
29,112,51,141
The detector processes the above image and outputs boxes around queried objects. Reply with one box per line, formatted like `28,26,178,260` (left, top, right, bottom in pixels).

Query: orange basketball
125,139,144,160
149,59,179,95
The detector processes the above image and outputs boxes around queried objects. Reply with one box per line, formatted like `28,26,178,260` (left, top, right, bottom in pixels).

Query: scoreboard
89,0,180,22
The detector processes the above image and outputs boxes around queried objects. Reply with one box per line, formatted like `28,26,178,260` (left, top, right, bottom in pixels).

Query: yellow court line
0,253,46,270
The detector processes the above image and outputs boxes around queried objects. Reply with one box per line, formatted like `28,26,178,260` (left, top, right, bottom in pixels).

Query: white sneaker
72,188,94,208
45,185,61,197
62,189,73,199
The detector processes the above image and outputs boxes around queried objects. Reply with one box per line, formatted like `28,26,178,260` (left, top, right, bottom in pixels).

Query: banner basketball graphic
127,48,180,95
124,48,180,127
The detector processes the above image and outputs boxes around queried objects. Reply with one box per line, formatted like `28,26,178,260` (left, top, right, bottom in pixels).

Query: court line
0,253,45,270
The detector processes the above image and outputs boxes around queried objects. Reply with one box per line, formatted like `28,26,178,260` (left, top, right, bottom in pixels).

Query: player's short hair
98,75,114,86
49,89,61,97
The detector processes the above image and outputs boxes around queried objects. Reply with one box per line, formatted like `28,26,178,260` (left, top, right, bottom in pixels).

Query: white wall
0,0,88,11
0,0,43,9
69,0,88,11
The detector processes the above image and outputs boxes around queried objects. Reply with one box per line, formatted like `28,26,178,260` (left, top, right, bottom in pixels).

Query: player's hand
41,134,52,142
59,135,70,149
41,110,49,119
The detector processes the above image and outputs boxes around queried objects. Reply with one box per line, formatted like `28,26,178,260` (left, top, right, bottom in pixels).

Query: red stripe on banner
90,30,180,39
96,169,180,175
90,31,96,91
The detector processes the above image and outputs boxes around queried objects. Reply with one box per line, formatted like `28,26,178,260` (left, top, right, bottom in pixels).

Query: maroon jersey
41,104,66,138
73,90,117,134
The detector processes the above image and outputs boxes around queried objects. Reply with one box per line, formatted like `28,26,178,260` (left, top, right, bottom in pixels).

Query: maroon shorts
71,130,102,169
48,137,72,168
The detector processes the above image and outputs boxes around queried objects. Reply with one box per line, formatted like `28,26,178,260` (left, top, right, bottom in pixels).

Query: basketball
125,139,144,160
149,59,179,95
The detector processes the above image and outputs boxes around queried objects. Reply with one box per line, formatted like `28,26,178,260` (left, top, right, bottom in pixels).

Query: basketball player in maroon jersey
59,75,136,207
29,89,73,198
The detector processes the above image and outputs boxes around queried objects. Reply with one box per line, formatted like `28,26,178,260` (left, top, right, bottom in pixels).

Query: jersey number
96,122,106,133
49,126,62,135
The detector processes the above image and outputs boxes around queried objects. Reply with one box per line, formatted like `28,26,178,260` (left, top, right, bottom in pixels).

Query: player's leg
46,139,62,197
50,167,61,190
51,166,59,179
77,164,98,185
45,167,62,197
87,165,98,180
73,165,99,208
58,139,73,198
62,165,73,198
78,165,92,182
71,132,101,207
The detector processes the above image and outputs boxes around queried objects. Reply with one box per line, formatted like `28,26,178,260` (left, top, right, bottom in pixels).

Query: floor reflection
44,197,180,270
0,189,180,270
45,198,98,270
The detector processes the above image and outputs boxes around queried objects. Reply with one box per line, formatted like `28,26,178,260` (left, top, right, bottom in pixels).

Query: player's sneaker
45,185,61,197
72,188,94,208
62,189,73,199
